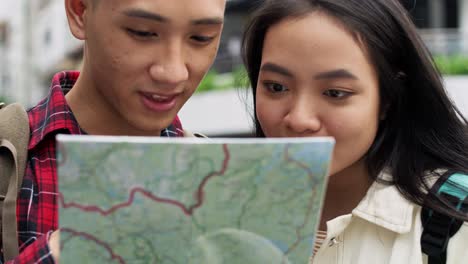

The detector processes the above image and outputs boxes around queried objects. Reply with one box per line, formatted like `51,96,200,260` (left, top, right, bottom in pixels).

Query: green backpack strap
0,103,30,261
421,173,468,264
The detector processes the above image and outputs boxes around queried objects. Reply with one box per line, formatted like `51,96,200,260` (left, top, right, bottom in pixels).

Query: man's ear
65,0,89,40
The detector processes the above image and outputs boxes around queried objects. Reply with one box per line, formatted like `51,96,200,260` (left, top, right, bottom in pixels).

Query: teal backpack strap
421,173,468,264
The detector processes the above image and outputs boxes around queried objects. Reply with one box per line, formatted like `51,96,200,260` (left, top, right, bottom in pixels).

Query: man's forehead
93,0,226,24
98,0,226,13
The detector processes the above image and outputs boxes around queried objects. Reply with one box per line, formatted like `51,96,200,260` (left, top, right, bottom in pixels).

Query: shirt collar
352,173,415,234
28,71,184,150
28,71,82,150
161,116,184,137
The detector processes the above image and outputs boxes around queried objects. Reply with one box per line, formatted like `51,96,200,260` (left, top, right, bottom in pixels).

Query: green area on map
58,137,333,264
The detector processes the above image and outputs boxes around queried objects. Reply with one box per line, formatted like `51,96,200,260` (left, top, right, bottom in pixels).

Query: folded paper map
57,135,334,264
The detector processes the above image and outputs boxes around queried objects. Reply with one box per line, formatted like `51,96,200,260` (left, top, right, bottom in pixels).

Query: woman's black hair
242,0,468,220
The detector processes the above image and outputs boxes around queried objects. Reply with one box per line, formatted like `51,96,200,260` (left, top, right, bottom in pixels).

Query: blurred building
33,0,83,91
404,0,468,55
0,0,38,105
0,0,81,106
212,0,261,73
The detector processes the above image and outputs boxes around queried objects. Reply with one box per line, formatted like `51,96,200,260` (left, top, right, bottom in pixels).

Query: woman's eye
126,28,158,38
263,82,288,93
191,35,215,43
323,89,352,99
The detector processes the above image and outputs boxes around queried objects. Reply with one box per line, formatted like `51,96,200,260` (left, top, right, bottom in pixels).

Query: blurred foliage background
0,95,9,104
435,55,468,75
197,66,249,93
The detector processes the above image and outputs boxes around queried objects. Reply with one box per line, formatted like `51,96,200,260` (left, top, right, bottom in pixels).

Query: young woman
242,0,468,263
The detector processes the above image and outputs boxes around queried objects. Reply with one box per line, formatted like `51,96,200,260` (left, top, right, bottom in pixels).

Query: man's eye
263,82,288,93
191,35,215,43
126,28,157,38
323,89,352,99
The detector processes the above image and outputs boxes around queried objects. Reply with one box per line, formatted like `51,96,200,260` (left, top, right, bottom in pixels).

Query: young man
5,0,226,263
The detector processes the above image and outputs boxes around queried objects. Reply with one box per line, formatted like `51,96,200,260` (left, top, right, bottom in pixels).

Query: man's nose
149,44,189,86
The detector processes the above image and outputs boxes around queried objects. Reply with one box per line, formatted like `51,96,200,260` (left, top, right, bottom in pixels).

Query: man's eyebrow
191,17,224,26
123,9,168,23
260,63,293,78
122,9,223,25
314,69,358,80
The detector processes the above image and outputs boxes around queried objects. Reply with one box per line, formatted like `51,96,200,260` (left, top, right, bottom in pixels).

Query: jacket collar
352,173,415,234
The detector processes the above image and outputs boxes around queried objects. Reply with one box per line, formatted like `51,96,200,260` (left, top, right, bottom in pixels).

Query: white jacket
311,180,468,264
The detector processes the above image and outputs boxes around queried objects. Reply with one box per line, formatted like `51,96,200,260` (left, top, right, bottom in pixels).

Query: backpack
421,173,468,264
0,102,30,261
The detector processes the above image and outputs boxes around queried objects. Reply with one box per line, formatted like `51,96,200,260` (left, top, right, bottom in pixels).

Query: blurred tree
435,55,468,75
0,95,10,104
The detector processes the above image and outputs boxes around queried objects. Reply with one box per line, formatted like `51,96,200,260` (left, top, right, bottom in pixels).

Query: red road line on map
283,144,315,180
59,144,230,217
188,144,230,213
61,228,125,264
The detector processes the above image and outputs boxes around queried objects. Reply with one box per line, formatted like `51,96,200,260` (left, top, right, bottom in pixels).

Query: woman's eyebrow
314,69,358,80
260,63,358,81
260,63,293,78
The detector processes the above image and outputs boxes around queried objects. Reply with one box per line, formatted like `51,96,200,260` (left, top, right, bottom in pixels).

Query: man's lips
139,91,182,112
140,92,181,102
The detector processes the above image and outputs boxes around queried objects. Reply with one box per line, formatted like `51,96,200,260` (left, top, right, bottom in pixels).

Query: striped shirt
310,230,327,263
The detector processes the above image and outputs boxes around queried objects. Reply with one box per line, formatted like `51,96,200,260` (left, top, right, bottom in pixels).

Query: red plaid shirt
5,71,183,263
